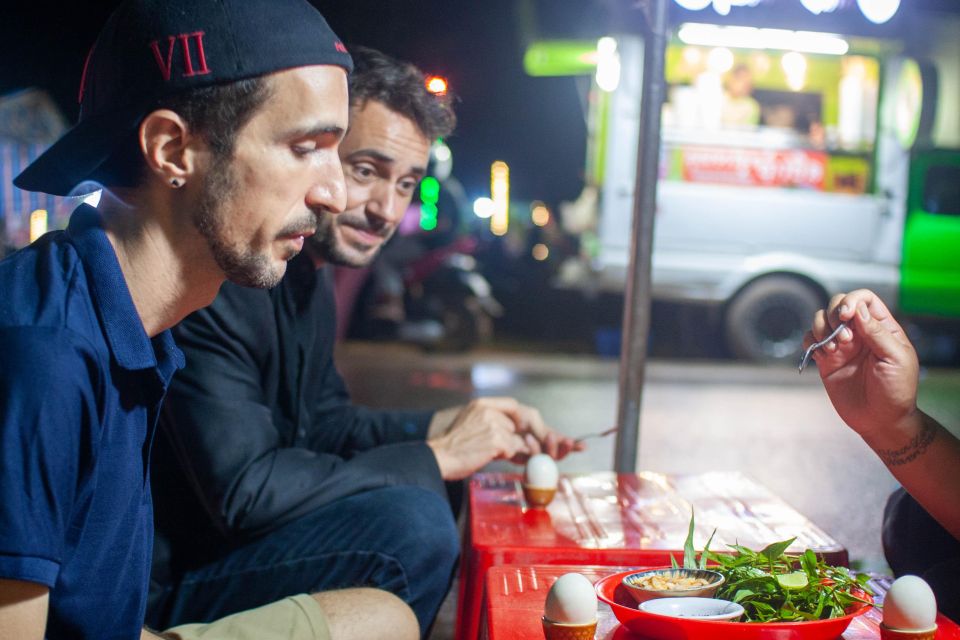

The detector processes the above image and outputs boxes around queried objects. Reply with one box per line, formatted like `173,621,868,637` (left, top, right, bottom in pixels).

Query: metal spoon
574,426,618,443
798,322,847,374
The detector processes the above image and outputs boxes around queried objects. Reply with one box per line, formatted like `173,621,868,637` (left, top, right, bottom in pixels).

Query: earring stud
170,178,183,188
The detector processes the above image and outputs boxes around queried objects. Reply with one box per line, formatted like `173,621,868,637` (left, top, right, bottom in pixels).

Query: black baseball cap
15,0,353,196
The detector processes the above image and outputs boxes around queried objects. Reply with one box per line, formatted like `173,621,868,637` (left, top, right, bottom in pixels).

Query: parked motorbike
346,233,503,351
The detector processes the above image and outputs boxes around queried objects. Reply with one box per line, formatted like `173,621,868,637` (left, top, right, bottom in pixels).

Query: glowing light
673,0,712,9
781,51,808,91
490,161,510,236
750,52,771,77
425,75,448,95
707,47,734,73
531,203,550,227
473,197,495,219
800,0,840,14
532,243,549,261
595,37,621,92
432,143,452,164
857,0,900,24
681,46,703,67
29,210,48,242
678,23,849,56
430,140,453,181
419,177,440,231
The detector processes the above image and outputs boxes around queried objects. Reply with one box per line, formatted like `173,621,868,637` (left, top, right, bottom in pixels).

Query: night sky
0,0,617,207
2,1,956,207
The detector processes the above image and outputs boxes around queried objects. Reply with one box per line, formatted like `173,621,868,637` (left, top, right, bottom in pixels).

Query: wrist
862,410,937,468
427,439,452,478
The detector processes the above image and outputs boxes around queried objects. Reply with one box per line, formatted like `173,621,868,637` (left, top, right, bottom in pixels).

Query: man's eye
292,144,316,156
352,165,376,179
398,180,418,194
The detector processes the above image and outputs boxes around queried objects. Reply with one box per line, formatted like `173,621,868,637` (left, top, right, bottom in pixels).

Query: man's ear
139,109,202,186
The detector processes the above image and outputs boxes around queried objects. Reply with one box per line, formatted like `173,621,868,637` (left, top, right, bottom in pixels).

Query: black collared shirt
153,252,442,546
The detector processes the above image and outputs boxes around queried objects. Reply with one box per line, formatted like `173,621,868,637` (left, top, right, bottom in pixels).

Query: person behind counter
804,289,960,620
0,1,419,639
148,46,584,638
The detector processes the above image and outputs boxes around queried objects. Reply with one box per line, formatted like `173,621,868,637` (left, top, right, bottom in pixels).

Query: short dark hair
348,46,456,142
91,77,272,188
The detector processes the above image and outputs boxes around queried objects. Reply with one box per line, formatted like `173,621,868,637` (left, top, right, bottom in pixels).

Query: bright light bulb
782,51,808,91
857,0,900,24
707,47,734,73
473,197,495,219
800,0,840,14
673,0,712,9
595,37,621,92
432,143,452,163
425,75,448,95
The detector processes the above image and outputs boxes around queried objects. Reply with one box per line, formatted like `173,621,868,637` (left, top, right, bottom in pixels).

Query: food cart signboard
678,145,827,189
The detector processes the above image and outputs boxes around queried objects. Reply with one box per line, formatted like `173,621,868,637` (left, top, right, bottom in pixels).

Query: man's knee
385,487,460,571
312,588,419,640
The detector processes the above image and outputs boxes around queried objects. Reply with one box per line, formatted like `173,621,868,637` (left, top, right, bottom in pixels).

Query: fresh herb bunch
672,512,873,623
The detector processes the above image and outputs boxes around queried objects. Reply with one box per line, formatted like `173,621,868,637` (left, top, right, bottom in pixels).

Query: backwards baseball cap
15,0,353,196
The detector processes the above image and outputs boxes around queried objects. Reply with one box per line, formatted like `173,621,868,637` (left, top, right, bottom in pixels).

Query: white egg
544,573,598,624
524,453,559,489
883,575,938,631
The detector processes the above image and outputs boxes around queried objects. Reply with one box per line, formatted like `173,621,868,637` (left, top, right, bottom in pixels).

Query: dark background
1,0,958,208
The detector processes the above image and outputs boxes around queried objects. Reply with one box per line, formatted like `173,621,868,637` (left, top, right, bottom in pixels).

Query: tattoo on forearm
877,419,937,467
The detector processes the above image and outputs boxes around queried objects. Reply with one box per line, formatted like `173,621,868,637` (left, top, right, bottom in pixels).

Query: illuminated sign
672,0,900,23
490,161,510,236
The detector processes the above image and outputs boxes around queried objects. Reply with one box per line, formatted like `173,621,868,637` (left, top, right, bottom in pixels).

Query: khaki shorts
162,594,331,640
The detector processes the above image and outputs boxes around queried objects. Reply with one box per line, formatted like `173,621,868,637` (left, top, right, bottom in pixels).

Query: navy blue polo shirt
0,204,184,640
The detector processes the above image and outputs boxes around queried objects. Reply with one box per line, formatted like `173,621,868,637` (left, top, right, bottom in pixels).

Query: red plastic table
458,471,849,640
481,565,960,640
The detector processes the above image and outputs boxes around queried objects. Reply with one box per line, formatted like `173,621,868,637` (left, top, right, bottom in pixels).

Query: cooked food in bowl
622,568,724,604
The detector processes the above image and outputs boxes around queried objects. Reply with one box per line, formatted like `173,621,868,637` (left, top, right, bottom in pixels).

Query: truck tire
724,276,823,363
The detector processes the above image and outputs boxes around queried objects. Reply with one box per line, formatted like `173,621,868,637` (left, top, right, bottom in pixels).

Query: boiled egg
524,453,559,489
544,572,597,624
883,575,938,631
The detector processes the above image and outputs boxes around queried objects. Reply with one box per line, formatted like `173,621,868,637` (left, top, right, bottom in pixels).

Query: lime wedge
776,572,809,590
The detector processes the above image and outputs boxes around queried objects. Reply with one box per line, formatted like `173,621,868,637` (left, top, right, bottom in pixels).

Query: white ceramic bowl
639,597,745,621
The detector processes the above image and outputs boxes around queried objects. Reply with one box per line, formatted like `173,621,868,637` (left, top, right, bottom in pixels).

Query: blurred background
3,2,960,633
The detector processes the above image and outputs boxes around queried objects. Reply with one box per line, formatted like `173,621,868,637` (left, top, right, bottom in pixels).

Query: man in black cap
0,1,417,639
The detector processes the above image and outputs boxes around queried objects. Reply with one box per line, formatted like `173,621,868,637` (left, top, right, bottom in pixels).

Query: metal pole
614,0,669,473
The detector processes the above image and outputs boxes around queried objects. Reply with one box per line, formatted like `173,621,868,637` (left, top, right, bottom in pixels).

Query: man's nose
307,160,346,215
367,182,402,223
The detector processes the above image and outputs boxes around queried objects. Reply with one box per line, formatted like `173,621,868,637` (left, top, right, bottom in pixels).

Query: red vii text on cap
150,32,212,82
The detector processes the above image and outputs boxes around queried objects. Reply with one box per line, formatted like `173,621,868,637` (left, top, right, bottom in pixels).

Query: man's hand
426,398,584,479
504,401,585,463
427,399,530,480
803,289,919,440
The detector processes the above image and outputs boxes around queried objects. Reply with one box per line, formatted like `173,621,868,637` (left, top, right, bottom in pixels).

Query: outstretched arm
804,289,960,540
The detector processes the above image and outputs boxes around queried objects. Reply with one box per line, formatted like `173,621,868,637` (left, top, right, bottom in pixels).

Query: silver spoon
798,322,847,374
574,426,618,443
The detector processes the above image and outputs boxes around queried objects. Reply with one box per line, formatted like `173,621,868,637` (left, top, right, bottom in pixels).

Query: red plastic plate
596,569,872,640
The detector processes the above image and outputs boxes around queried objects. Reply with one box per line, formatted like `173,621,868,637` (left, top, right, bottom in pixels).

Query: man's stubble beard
192,156,283,289
308,212,390,269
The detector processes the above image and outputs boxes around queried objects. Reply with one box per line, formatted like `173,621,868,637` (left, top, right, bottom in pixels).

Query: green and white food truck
531,17,960,362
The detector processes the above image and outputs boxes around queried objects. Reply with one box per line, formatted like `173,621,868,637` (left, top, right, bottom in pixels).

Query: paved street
336,340,960,638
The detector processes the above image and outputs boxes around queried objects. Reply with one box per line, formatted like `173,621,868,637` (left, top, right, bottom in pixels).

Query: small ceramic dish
639,596,745,621
622,568,725,604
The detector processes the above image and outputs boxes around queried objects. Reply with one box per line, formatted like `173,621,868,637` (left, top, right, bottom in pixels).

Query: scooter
349,234,503,352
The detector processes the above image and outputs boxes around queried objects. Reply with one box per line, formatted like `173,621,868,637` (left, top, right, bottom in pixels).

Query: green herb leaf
683,508,697,569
